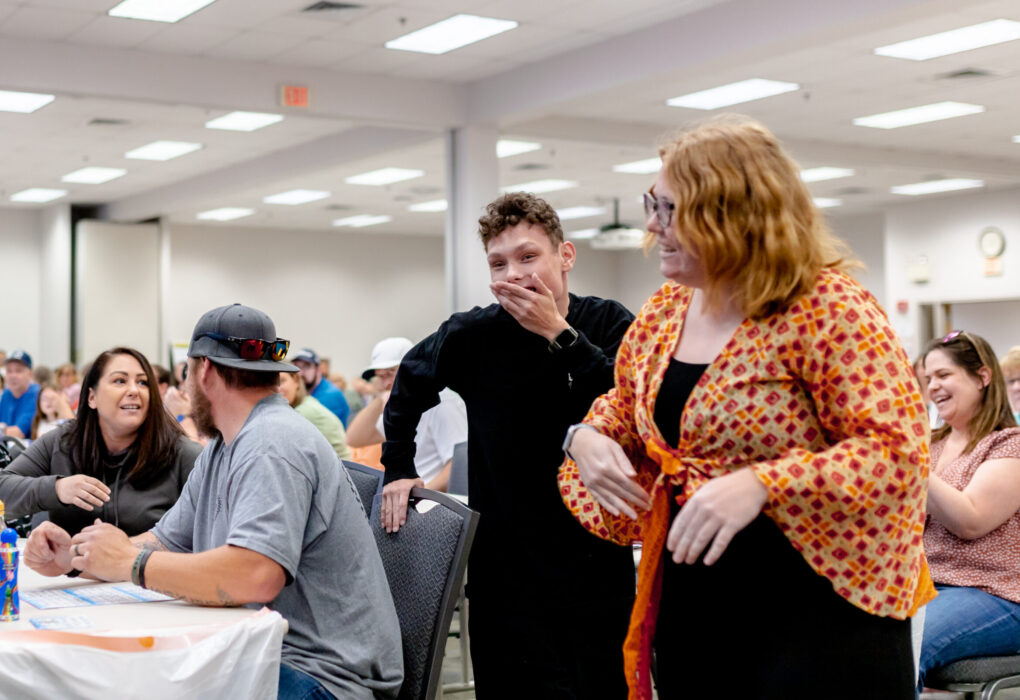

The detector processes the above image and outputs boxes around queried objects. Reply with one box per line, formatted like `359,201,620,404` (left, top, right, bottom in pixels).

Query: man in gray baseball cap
59,304,403,699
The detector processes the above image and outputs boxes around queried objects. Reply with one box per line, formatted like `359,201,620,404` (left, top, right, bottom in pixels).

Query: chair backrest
447,441,468,496
341,460,384,518
370,488,478,700
0,435,26,463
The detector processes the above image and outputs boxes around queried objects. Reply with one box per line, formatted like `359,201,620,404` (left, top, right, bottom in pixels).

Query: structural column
444,125,499,314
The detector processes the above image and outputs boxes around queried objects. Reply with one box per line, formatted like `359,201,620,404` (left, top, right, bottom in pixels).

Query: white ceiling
0,0,1018,237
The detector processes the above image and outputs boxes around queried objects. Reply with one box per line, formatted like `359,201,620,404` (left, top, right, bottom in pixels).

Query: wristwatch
562,423,597,460
548,326,580,353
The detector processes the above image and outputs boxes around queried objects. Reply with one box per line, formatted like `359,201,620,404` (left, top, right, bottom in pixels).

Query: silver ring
72,544,80,557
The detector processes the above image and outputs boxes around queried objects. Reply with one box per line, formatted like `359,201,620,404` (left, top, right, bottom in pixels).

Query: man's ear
560,240,576,272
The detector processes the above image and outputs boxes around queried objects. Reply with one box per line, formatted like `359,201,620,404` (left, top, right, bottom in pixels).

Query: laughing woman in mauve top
918,331,1020,690
558,116,934,700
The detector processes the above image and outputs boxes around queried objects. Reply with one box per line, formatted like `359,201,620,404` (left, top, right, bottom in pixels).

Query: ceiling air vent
87,118,130,126
513,162,549,171
302,1,363,11
834,186,868,196
326,204,353,211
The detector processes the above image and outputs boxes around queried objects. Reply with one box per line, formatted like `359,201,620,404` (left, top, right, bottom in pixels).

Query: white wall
76,220,161,365
166,224,448,380
0,208,42,361
949,300,1020,359
884,187,1020,359
38,204,71,367
829,212,886,308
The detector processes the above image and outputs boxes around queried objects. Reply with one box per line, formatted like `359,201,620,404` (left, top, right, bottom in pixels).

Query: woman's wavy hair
63,347,183,488
656,114,858,318
925,331,1017,453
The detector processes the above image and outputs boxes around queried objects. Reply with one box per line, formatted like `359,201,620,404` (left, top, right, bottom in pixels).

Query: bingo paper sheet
21,583,174,610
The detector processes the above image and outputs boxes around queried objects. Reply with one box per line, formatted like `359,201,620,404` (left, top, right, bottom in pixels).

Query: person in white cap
347,337,465,491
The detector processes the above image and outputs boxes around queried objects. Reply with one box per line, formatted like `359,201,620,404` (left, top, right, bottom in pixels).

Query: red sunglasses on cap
195,332,290,361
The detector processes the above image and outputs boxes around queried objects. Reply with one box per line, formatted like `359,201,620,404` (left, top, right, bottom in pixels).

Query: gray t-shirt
153,394,402,700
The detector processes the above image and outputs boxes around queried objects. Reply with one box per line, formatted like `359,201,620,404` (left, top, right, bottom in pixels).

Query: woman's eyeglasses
643,192,675,229
194,333,290,361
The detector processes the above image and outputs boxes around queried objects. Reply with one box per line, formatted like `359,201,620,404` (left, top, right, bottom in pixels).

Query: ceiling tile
0,5,95,40
67,15,166,49
202,30,308,62
273,38,373,68
141,23,239,55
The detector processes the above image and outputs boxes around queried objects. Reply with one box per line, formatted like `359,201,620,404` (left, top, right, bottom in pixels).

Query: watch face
979,227,1005,259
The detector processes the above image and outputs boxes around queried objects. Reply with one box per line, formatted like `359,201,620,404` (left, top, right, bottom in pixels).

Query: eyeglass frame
643,192,675,229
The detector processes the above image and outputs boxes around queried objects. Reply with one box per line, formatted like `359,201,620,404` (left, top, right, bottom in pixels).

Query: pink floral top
925,427,1020,602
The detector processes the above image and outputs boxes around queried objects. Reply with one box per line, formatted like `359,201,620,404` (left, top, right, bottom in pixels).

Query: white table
0,559,285,700
5,563,258,633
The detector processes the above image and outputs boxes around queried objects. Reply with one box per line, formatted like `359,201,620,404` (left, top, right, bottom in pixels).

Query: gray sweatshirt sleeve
0,428,68,517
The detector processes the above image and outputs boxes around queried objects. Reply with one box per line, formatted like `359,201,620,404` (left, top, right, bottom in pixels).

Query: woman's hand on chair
570,428,650,519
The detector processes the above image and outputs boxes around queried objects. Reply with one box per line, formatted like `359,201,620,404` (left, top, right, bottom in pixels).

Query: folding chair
927,656,1020,700
370,488,478,700
342,460,384,518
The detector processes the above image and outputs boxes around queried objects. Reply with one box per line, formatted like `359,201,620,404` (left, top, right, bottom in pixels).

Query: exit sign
281,85,309,108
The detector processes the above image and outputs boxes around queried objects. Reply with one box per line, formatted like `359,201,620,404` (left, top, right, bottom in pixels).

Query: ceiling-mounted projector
589,198,645,250
590,225,645,250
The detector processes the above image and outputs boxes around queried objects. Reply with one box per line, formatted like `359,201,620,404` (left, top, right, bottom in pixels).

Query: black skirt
653,512,915,700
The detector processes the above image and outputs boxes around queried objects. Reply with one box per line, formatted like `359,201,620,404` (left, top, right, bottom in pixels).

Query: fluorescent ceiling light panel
853,101,984,129
205,111,283,132
263,189,331,205
800,167,855,183
125,141,202,161
408,199,448,212
891,178,984,195
9,188,67,203
0,89,55,113
874,19,1020,60
333,215,393,228
497,140,541,158
813,197,842,208
557,206,607,220
345,168,424,186
666,79,799,109
385,14,518,55
566,228,599,240
1013,135,1020,143
61,167,126,184
613,157,662,174
502,179,578,194
108,0,218,23
196,207,254,221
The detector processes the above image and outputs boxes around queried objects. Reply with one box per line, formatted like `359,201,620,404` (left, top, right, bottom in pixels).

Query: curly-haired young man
381,192,636,698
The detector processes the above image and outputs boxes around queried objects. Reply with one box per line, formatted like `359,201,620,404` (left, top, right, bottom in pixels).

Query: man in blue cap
0,350,40,439
27,304,402,700
293,347,351,427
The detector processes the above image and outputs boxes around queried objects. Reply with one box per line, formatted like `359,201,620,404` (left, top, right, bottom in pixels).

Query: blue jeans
918,584,1020,691
278,664,335,700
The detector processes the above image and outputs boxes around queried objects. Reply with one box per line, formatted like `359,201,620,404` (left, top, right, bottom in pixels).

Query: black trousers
468,583,632,700
654,514,915,700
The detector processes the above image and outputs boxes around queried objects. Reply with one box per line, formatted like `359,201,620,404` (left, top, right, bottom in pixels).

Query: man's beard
191,380,221,441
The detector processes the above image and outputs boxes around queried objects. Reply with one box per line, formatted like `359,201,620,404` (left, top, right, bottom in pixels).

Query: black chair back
448,441,468,496
342,460,384,518
370,488,478,700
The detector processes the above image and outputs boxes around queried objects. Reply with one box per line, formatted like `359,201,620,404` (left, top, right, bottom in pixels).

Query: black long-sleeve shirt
382,293,636,602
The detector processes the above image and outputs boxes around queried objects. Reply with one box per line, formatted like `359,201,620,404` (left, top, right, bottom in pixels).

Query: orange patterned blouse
558,269,936,699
